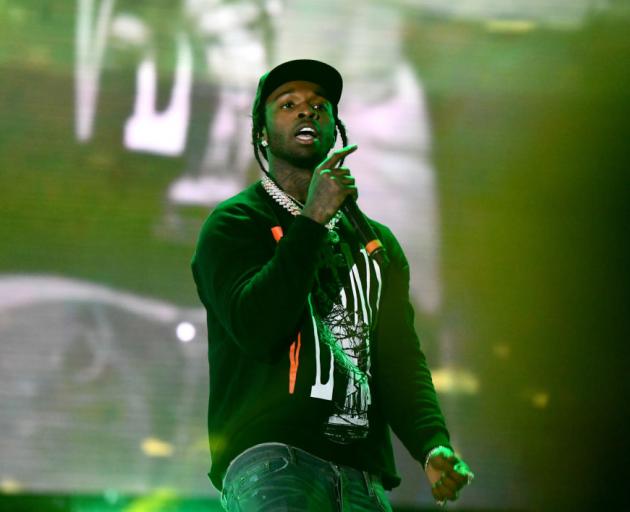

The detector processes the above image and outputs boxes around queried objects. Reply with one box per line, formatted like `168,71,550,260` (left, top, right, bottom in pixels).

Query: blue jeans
220,442,393,511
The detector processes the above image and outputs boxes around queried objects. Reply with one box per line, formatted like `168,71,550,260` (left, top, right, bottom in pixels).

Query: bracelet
424,445,450,471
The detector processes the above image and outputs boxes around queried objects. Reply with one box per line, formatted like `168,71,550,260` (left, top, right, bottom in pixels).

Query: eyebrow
272,88,329,103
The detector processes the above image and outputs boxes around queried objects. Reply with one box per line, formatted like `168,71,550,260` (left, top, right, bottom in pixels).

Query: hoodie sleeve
192,202,328,360
371,225,452,466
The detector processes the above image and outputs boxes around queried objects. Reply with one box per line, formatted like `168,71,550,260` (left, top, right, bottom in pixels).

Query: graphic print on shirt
308,246,383,444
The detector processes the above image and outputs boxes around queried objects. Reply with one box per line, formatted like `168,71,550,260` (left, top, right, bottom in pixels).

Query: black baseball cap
254,59,343,111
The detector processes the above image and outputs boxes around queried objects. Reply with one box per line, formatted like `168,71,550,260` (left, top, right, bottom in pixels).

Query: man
192,59,473,510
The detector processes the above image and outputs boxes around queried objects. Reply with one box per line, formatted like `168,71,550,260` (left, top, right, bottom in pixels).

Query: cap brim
259,59,343,106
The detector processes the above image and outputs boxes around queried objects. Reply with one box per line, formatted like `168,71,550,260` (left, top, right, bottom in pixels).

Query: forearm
226,215,327,354
194,213,328,358
373,236,451,462
376,330,451,462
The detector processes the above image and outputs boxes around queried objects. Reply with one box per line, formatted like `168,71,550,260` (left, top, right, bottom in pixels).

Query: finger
432,473,457,493
445,467,467,487
337,173,355,184
432,483,455,503
428,455,456,472
453,461,474,485
321,144,358,168
439,474,459,493
432,486,446,502
319,167,351,177
317,170,355,187
433,480,458,501
453,460,470,475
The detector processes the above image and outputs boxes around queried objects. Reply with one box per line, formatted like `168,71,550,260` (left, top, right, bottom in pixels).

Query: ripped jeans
220,442,393,511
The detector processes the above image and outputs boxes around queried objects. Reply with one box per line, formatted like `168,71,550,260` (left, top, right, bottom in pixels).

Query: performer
192,59,473,510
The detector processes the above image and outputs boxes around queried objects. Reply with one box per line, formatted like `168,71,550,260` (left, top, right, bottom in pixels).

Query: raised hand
301,144,359,225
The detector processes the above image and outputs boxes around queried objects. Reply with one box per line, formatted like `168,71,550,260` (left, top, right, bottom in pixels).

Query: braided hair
251,89,350,175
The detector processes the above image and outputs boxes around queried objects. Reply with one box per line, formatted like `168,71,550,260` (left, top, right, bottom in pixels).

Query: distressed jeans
220,442,393,511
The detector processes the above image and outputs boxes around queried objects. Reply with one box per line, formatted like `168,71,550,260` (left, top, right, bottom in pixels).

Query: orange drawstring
288,332,301,394
270,225,301,394
271,225,284,242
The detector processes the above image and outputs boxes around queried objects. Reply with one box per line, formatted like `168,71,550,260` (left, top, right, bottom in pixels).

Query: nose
297,104,318,119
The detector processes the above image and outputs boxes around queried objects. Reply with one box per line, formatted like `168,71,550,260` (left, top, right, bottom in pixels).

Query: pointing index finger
322,144,358,168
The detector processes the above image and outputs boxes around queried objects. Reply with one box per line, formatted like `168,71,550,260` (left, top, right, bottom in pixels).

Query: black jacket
192,180,450,491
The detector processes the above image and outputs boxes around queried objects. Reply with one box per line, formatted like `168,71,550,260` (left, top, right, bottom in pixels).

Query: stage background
0,1,628,511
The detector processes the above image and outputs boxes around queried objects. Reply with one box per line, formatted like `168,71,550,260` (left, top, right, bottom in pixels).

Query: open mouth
294,126,318,143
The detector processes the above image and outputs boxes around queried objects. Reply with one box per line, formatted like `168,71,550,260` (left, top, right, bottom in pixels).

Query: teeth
297,127,316,135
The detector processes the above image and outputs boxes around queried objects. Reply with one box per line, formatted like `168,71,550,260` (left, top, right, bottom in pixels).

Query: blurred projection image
0,0,627,511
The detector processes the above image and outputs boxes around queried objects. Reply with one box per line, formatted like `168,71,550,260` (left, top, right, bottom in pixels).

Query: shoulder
193,181,278,261
198,181,272,235
364,216,406,263
210,180,268,220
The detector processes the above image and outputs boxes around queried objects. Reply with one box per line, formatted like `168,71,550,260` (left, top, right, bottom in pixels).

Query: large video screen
1,1,627,510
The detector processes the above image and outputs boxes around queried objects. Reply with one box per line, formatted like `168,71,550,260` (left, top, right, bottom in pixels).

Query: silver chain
261,175,342,231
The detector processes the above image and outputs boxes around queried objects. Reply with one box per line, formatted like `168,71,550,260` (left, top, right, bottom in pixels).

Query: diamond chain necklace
261,174,342,231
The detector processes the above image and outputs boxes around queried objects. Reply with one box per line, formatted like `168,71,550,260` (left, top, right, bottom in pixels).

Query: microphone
341,197,390,267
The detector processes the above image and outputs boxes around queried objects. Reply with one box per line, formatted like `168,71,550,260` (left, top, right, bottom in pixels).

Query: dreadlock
251,95,350,175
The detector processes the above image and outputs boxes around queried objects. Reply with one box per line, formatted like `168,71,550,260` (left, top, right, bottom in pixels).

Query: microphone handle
341,198,390,267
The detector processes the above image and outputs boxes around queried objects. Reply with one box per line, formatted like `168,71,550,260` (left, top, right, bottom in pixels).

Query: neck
267,157,314,203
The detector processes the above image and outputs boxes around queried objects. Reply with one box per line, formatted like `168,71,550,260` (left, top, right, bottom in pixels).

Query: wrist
424,445,452,471
300,204,329,225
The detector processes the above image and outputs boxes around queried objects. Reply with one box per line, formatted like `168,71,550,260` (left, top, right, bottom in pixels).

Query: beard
267,132,335,170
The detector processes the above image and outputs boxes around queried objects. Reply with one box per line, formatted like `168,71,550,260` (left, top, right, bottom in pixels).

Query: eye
312,103,328,111
280,101,294,109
